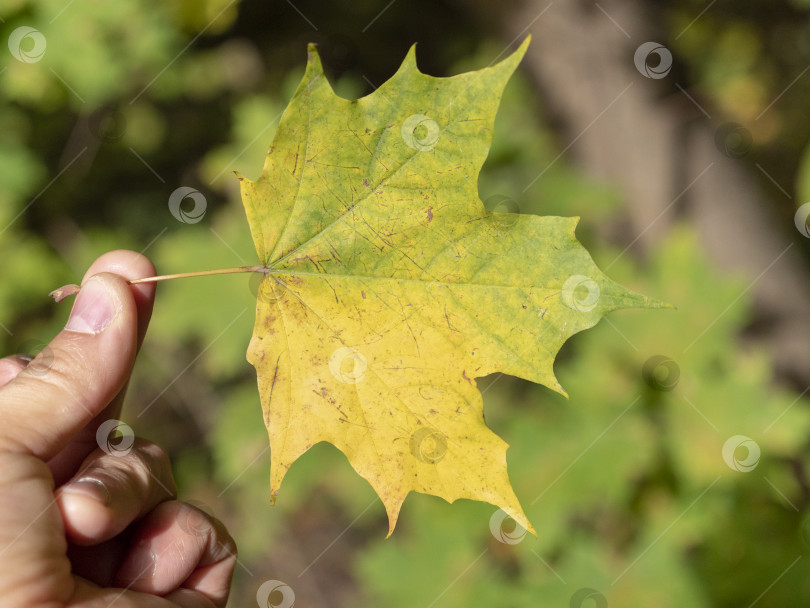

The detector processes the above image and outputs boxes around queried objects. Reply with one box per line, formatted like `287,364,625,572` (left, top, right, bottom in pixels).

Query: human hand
0,251,237,607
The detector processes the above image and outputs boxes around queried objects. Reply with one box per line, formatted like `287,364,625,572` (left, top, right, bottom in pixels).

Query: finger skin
115,501,237,606
71,576,222,607
66,536,131,588
0,453,70,607
0,356,29,388
57,439,178,546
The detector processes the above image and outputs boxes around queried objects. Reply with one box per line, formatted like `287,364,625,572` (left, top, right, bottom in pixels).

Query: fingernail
65,277,117,335
62,477,111,505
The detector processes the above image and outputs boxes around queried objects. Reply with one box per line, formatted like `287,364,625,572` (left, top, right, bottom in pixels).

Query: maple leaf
238,38,664,535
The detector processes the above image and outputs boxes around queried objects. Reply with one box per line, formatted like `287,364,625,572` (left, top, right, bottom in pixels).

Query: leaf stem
49,265,268,302
127,265,268,285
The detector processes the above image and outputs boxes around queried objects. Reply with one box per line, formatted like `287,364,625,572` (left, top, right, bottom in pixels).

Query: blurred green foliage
3,1,810,607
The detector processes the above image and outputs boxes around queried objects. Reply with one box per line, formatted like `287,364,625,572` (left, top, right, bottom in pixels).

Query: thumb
0,272,139,460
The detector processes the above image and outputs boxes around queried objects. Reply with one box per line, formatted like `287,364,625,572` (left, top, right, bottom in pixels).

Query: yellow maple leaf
239,38,664,535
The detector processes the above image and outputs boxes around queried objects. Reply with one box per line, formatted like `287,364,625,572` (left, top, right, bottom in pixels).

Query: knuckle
129,439,177,498
176,501,237,560
136,439,172,471
217,526,238,559
84,438,177,500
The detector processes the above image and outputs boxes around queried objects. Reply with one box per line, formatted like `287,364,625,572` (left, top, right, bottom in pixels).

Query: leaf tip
643,295,676,310
403,43,419,70
381,494,405,538
494,35,531,74
499,505,536,538
305,42,325,77
306,41,319,59
523,519,538,538
516,34,531,57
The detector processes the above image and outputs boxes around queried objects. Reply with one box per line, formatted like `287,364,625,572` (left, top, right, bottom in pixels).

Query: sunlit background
3,0,810,606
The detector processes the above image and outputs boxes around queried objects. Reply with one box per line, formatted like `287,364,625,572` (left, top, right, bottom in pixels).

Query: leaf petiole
128,265,269,284
49,265,269,302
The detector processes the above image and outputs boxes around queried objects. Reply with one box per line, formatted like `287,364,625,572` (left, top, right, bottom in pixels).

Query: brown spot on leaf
426,206,433,222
